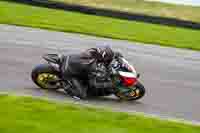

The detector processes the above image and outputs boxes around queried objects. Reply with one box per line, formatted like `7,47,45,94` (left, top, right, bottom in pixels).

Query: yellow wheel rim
116,88,141,100
36,73,59,89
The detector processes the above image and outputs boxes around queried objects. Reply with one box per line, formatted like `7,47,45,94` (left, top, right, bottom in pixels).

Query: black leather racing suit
60,48,114,99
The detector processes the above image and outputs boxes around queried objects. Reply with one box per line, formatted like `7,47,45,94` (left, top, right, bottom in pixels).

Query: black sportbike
31,54,146,100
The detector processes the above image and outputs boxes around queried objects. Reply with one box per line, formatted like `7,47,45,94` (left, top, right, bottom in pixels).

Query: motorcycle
31,53,146,100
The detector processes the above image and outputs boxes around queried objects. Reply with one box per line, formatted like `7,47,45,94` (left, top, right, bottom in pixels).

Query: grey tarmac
0,24,200,123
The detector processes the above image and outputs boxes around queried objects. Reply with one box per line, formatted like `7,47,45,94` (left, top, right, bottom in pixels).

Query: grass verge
0,94,199,133
53,0,200,23
0,1,200,50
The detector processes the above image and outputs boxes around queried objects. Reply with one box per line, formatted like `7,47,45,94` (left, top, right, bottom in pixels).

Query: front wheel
31,64,60,90
115,81,146,101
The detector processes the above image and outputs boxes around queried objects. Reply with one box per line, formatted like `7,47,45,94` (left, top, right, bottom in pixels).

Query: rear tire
31,64,60,90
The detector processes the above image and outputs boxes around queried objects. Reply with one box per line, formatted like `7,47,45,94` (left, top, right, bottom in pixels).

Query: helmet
97,46,114,65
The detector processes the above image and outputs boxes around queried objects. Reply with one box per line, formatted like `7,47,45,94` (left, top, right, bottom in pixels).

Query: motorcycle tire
31,64,60,90
115,81,146,101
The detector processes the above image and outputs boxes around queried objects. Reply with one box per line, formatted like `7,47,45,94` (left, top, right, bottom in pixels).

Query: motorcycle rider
60,46,116,99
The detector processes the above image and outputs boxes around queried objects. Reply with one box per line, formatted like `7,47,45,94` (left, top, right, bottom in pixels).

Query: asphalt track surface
0,24,200,123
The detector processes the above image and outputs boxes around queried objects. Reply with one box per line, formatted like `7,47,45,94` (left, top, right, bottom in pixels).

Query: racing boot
66,78,87,99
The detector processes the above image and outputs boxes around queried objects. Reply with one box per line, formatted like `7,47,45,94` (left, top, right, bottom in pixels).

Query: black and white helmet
97,46,114,65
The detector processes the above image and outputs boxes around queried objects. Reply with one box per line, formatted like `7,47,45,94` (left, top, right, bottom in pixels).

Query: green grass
0,94,199,133
0,1,200,50
53,0,200,23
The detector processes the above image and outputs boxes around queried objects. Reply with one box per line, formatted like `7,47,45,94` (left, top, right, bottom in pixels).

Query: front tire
132,81,146,100
115,81,146,101
31,64,60,90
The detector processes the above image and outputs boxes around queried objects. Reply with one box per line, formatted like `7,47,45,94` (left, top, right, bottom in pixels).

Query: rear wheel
115,81,146,101
31,64,60,90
